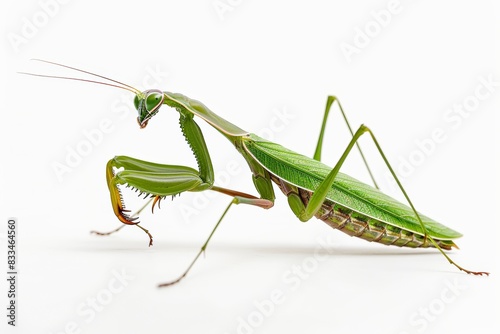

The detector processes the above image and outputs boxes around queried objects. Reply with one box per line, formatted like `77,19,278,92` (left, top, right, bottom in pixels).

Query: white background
1,0,499,333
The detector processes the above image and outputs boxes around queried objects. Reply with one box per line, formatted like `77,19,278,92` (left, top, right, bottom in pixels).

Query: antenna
19,59,141,94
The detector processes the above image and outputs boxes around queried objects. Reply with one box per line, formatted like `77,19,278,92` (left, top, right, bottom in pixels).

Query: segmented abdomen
297,188,456,250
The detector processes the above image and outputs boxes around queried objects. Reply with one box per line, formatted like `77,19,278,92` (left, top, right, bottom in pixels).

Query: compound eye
145,91,163,113
133,94,142,111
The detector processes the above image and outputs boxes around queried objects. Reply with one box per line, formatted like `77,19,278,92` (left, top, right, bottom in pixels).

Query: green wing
243,134,462,240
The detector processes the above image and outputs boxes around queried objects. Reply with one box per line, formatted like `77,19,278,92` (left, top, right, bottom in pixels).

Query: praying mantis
22,60,489,287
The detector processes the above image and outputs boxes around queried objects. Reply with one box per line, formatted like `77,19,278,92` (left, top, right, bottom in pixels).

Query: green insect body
105,90,487,286
22,60,488,286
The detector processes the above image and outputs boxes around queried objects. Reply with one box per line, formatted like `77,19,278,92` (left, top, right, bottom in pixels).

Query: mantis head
134,89,165,128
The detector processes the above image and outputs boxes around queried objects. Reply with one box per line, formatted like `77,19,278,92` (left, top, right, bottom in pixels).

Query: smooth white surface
1,1,499,333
